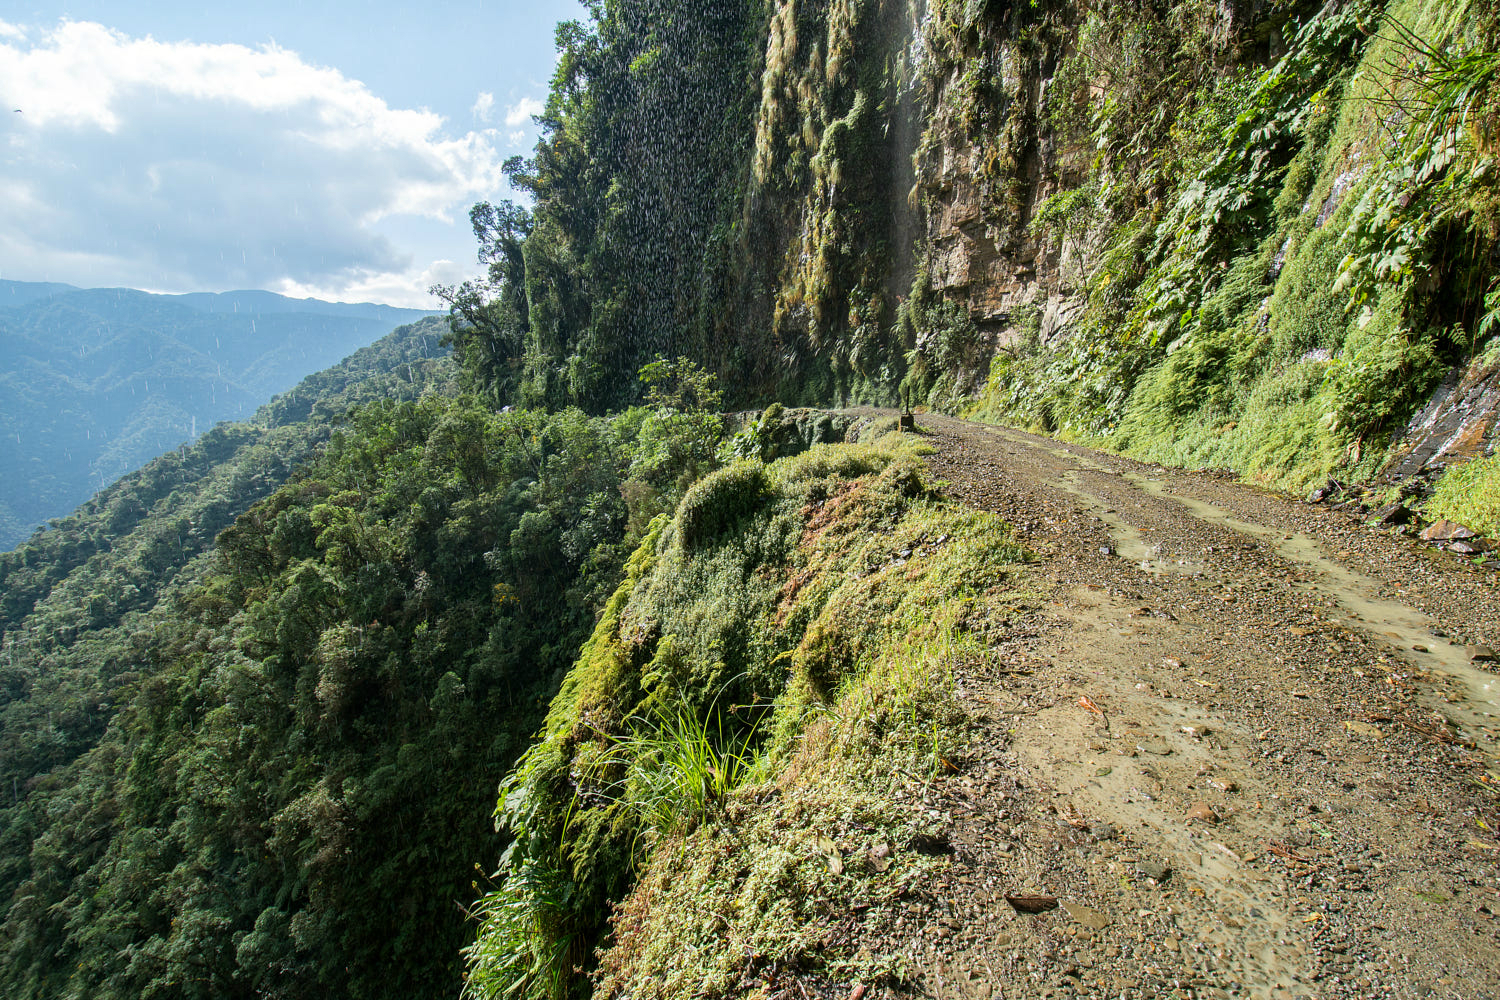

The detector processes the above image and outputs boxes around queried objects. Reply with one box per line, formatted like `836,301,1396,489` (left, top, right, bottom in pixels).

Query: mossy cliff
906,0,1500,493
463,0,1498,491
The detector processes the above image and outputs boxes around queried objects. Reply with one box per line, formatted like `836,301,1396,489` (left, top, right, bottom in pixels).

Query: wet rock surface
1384,360,1500,480
838,415,1500,1000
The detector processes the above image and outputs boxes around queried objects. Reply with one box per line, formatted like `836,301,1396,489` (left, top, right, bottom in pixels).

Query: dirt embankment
877,415,1500,1000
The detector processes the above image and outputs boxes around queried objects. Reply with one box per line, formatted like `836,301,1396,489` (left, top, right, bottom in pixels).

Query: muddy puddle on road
975,423,1500,754
1057,470,1211,576
976,425,1210,576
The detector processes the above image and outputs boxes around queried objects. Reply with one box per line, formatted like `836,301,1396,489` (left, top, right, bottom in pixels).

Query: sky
0,1,586,307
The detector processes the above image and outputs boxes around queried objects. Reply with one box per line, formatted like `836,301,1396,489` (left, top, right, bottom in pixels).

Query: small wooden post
899,387,916,432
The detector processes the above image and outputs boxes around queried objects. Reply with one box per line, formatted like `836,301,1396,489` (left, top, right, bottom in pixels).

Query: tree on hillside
433,198,534,405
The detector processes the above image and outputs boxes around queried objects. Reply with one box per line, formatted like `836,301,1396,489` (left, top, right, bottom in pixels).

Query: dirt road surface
873,416,1500,1000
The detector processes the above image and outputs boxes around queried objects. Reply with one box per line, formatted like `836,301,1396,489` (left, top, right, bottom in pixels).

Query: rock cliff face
833,0,1500,486
917,10,1081,347
1386,360,1500,478
488,0,1496,483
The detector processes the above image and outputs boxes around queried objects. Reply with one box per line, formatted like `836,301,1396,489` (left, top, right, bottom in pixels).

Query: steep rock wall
725,0,930,403
474,0,1497,484
888,0,1500,488
917,3,1082,344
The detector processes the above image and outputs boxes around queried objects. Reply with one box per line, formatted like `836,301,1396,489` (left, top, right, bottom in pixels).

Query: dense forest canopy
435,0,770,412
0,313,731,996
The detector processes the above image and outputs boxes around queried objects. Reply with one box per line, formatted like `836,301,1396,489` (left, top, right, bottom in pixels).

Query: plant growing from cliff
1322,7,1500,440
632,357,727,486
1336,13,1500,341
604,695,763,844
462,861,579,1000
899,289,988,411
1028,181,1099,248
1134,3,1372,352
1072,0,1228,199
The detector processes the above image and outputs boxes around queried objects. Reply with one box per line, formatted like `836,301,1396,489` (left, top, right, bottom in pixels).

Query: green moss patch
467,437,1030,998
1428,453,1500,538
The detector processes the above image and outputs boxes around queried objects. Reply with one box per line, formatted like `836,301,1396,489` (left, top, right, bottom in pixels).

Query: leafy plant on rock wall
1131,3,1373,355
1335,12,1500,344
1314,3,1499,441
1072,0,1225,207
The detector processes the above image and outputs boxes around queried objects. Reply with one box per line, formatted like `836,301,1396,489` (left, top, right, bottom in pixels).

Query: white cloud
0,20,25,41
275,259,469,310
472,90,495,122
508,130,529,147
504,96,544,127
0,21,509,303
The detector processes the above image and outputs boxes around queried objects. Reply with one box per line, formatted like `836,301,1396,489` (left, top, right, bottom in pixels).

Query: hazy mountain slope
0,316,454,636
0,281,437,550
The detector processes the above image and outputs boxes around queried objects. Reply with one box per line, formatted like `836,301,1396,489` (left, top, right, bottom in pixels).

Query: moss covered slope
465,428,1032,998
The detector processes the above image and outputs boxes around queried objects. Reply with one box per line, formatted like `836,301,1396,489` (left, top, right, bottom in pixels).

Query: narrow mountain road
877,415,1500,1000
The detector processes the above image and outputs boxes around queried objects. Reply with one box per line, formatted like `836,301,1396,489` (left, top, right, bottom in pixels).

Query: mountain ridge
0,280,434,326
0,281,440,550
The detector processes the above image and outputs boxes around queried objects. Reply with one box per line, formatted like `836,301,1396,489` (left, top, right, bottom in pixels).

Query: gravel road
865,415,1500,1000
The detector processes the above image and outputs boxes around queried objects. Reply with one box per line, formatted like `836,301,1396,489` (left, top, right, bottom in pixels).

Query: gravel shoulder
869,415,1500,1000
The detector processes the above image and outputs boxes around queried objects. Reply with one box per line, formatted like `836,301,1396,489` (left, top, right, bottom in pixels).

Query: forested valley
2,0,1499,998
0,307,748,995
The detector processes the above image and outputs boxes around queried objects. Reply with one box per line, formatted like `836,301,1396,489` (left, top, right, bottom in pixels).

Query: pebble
1137,859,1170,881
1187,802,1219,824
1061,901,1111,930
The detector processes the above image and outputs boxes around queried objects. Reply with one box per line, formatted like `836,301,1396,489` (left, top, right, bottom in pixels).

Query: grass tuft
601,695,764,844
1427,452,1500,537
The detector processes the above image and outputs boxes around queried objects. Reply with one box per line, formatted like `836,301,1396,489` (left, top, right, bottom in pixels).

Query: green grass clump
603,698,762,841
462,862,578,1000
674,460,771,549
769,441,890,487
592,645,982,998
1428,453,1500,537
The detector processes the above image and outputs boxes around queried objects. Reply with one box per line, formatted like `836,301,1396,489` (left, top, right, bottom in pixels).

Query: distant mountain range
0,280,439,550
